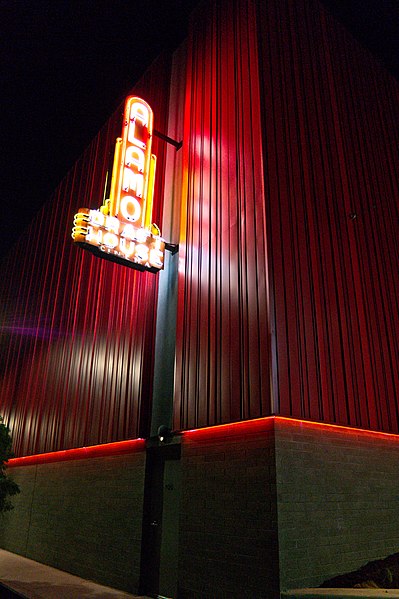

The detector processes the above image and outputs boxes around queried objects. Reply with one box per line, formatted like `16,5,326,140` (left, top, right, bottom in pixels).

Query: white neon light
89,210,104,227
135,228,149,243
119,237,135,258
122,168,143,198
125,146,145,172
103,232,119,249
87,226,103,245
120,224,136,240
135,244,149,262
120,196,141,222
130,102,149,127
149,249,164,268
104,216,120,234
127,121,147,150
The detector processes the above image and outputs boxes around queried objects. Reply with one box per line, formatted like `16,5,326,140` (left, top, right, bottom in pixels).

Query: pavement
0,549,151,599
1,549,399,599
282,590,399,598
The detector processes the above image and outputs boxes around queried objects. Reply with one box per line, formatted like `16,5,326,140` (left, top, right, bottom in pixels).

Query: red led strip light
7,417,399,468
183,415,399,442
8,438,145,468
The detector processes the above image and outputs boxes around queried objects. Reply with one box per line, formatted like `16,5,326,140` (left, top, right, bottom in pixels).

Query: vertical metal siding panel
244,4,269,419
275,0,304,419
175,0,272,429
281,2,315,420
318,10,376,429
174,31,194,429
328,21,399,432
302,2,356,426
160,42,187,429
257,0,399,430
186,20,203,427
221,0,241,424
207,19,219,426
197,13,213,426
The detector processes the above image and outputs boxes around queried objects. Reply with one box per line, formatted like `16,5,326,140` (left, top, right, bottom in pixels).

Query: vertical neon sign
72,96,164,273
113,97,156,228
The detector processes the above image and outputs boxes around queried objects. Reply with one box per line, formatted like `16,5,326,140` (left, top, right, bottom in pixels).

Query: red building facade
1,0,398,458
0,55,173,455
175,0,399,432
0,0,398,596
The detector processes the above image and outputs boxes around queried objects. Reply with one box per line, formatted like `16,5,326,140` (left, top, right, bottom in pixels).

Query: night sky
0,0,398,259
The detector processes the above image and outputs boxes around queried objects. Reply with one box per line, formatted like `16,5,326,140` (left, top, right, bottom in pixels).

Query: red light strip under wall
7,438,145,468
182,415,399,442
7,416,399,468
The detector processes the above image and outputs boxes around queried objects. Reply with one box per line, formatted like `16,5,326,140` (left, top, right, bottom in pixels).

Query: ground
321,553,399,588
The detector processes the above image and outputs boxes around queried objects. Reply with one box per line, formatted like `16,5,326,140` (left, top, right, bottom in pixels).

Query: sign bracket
153,130,183,151
164,243,179,255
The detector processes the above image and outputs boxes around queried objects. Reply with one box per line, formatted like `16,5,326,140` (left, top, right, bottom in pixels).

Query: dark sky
0,0,398,259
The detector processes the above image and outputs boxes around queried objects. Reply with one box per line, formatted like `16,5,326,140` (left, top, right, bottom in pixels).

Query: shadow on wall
320,552,399,589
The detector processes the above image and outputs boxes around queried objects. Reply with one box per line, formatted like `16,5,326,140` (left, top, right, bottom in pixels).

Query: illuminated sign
72,96,165,273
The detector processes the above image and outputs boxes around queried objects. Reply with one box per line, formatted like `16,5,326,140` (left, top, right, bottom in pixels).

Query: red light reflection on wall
8,416,399,469
183,415,399,443
183,416,275,441
8,438,145,468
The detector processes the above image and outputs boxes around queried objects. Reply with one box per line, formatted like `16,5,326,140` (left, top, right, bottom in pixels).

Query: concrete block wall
178,428,280,599
179,419,399,597
0,451,146,593
3,419,399,598
275,419,399,591
0,464,36,555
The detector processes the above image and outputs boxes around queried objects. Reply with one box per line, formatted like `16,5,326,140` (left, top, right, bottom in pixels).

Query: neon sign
72,96,165,273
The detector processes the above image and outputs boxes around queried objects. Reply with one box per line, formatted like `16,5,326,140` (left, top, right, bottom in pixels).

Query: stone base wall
178,424,280,599
275,419,399,591
178,420,399,597
0,452,146,593
2,419,399,597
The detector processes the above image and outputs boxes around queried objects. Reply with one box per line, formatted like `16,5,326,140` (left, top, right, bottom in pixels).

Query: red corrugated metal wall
174,0,272,428
1,0,398,455
174,0,399,431
257,0,399,430
0,55,173,456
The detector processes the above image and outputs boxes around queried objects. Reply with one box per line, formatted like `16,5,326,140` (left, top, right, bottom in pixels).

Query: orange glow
71,96,164,272
144,154,157,229
8,438,145,468
114,97,154,228
8,418,399,468
72,208,90,243
75,209,165,270
183,415,399,442
108,137,123,215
